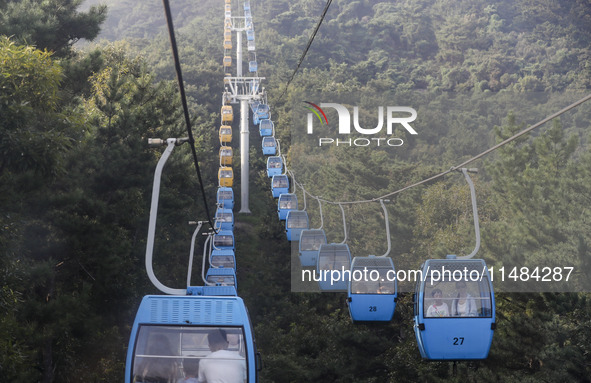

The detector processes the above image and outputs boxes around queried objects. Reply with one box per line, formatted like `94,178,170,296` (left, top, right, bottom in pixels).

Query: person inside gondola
198,329,246,383
180,358,199,383
377,280,395,294
135,334,178,383
451,281,477,316
426,288,449,317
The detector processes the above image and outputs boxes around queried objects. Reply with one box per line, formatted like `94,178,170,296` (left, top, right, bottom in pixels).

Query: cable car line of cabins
127,3,501,383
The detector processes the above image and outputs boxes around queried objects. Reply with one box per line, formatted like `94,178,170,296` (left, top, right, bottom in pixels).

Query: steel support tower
225,15,264,214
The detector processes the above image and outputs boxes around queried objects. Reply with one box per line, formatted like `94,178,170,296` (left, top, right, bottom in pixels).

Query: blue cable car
127,138,261,383
413,257,495,360
271,174,289,198
125,293,260,383
259,119,273,137
266,156,283,178
215,207,234,231
249,100,260,114
347,256,397,322
206,267,237,288
213,230,235,251
249,60,257,73
285,210,309,241
261,136,277,155
298,229,327,267
257,104,269,119
211,249,236,270
253,104,269,125
277,193,297,220
217,187,234,210
244,1,250,11
246,30,255,41
316,243,352,291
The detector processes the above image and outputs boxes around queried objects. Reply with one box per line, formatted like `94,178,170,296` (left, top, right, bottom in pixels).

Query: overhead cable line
288,92,591,205
277,0,333,101
162,0,217,232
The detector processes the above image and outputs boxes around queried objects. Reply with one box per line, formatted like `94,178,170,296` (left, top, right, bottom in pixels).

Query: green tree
0,0,106,56
0,36,79,177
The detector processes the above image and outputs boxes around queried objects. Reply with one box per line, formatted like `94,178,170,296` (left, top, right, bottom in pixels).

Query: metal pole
458,168,481,260
236,28,242,77
145,138,187,295
239,98,251,213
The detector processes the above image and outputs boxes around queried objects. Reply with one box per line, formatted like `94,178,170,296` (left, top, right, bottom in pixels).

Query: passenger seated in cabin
365,280,380,294
377,279,395,294
301,237,315,250
198,329,246,383
275,178,287,187
320,261,334,271
353,281,370,294
180,358,199,383
426,288,449,317
136,334,179,383
451,281,477,317
215,236,232,247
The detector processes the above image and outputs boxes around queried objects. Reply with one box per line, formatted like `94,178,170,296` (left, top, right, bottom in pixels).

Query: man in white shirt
198,329,246,383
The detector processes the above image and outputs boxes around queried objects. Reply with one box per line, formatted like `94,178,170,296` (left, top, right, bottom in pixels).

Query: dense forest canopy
1,0,591,382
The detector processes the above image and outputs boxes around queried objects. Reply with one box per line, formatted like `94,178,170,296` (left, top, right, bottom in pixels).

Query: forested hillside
2,0,591,382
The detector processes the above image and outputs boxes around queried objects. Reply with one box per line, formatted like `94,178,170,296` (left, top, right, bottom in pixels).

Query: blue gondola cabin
125,294,260,383
413,257,495,360
277,193,297,220
259,119,273,136
266,156,282,178
347,256,397,322
271,174,289,198
298,229,327,267
285,210,309,241
217,187,234,210
262,136,277,155
316,244,352,291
